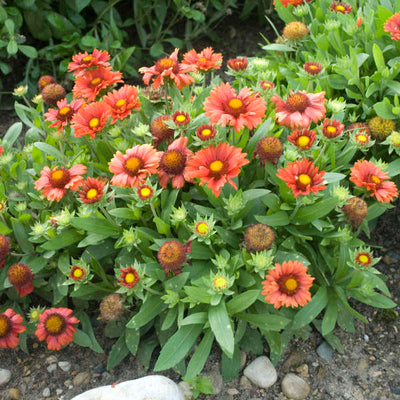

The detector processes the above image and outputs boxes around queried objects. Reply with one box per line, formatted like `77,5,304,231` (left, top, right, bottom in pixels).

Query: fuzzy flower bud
99,293,126,323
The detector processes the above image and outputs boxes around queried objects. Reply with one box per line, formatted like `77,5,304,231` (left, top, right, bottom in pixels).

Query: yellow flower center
371,175,381,184
286,93,309,113
327,126,337,134
59,106,71,116
125,157,141,173
91,77,101,85
51,170,64,182
0,316,9,336
201,129,211,136
209,160,224,172
45,315,64,334
297,135,310,148
125,272,136,284
285,278,298,291
298,174,311,186
228,98,243,109
160,59,174,69
86,188,98,199
196,222,209,235
140,187,151,197
391,132,400,146
89,118,100,128
335,5,345,11
213,277,227,289
358,254,369,264
162,151,183,168
357,134,367,143
116,99,126,107
309,65,318,70
198,57,207,63
82,56,93,63
73,268,83,278
176,114,186,122
30,310,40,321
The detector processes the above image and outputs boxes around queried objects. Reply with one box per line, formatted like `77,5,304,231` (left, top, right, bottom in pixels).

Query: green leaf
236,312,290,331
185,330,214,380
71,217,119,236
387,158,400,177
180,312,207,326
73,329,92,347
5,18,15,34
34,142,63,161
374,100,396,119
292,198,337,224
161,307,178,330
126,295,167,329
262,43,295,52
348,289,396,309
239,327,264,355
3,122,22,151
292,287,329,330
150,42,164,58
221,345,241,381
226,290,260,314
190,241,214,260
154,324,204,371
321,295,338,336
107,334,129,370
75,311,103,353
208,301,235,358
41,229,83,250
373,43,385,72
11,220,34,253
184,286,212,304
255,211,289,226
19,45,37,58
327,74,348,90
243,189,271,202
108,208,139,219
7,40,18,55
323,173,345,184
125,328,140,356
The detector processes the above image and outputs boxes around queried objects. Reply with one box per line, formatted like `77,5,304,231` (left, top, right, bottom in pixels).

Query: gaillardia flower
196,124,216,141
185,142,250,197
384,12,400,40
69,265,86,281
7,263,35,297
150,115,175,147
108,144,160,188
41,84,66,106
244,224,275,253
330,1,352,13
355,251,372,267
34,164,87,202
44,98,84,132
139,48,196,90
119,266,140,289
275,0,313,7
172,111,190,126
277,159,326,197
282,21,309,40
260,81,275,91
322,118,344,139
262,260,314,309
0,309,26,349
271,90,326,129
99,293,125,323
342,197,368,230
0,234,10,259
304,62,322,75
204,82,266,132
38,75,56,91
368,116,396,141
288,128,317,150
137,185,154,201
254,136,283,165
182,47,223,72
157,240,187,275
79,177,106,204
35,308,79,350
227,57,248,71
350,160,398,203
68,49,111,76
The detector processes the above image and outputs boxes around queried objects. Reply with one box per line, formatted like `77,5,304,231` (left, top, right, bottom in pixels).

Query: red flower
182,47,223,72
68,49,111,76
72,67,123,102
0,308,26,349
35,308,79,350
196,124,217,141
227,57,248,71
139,48,196,90
7,263,35,297
71,101,110,139
119,266,140,289
288,128,317,150
322,118,344,139
108,144,160,188
185,142,249,197
172,111,190,126
103,84,141,124
0,234,10,259
262,260,314,309
137,185,154,201
35,164,87,202
355,252,372,267
331,1,352,13
384,12,400,40
276,159,327,197
44,98,84,132
158,136,193,189
274,0,313,7
204,82,266,133
356,17,363,28
260,81,275,91
349,160,399,203
38,75,56,91
69,265,85,281
79,177,106,204
304,62,322,75
271,90,326,129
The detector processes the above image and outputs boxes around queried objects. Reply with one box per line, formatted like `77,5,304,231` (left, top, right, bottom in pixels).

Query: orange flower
71,101,110,139
35,308,79,350
331,1,352,13
227,57,248,71
157,240,187,275
349,160,398,203
204,82,266,133
108,144,160,188
182,47,223,72
274,0,313,7
355,252,372,267
158,136,193,189
0,308,26,349
0,234,10,259
139,48,196,90
44,98,84,132
7,263,35,298
151,115,175,147
118,266,140,289
356,17,363,28
0,145,3,156
185,142,249,197
68,48,111,76
34,164,87,202
196,124,217,141
262,260,314,309
38,75,56,91
103,84,141,124
79,177,106,204
288,128,316,150
304,62,322,75
384,12,400,40
276,159,326,197
322,118,344,139
271,90,326,129
72,66,123,102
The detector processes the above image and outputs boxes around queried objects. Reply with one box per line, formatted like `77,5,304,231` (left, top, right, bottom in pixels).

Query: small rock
316,367,326,380
32,343,39,349
316,341,333,361
281,373,310,400
227,388,240,395
56,389,63,395
282,351,305,373
240,351,247,370
216,395,233,400
43,387,50,397
102,372,112,380
383,254,397,265
357,358,369,372
363,334,369,342
0,368,11,386
45,355,58,365
63,380,72,388
295,364,309,378
9,388,20,400
47,364,57,373
93,364,105,375
243,356,277,388
203,367,223,395
178,381,193,399
58,361,71,372
73,372,91,387
240,376,252,390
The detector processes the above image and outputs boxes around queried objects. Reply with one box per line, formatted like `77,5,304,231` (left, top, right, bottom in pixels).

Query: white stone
281,373,310,400
58,361,71,372
0,369,11,386
47,363,57,373
43,387,51,397
243,356,277,388
71,375,185,400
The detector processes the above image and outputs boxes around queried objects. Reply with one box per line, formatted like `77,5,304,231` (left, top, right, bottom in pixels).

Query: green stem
145,286,163,296
100,206,116,226
150,202,158,219
290,200,302,220
314,142,328,165
59,140,67,166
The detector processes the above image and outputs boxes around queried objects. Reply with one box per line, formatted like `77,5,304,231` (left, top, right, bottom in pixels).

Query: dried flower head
99,293,126,322
38,75,56,91
244,224,275,253
41,83,66,106
368,116,396,141
282,21,309,40
157,240,187,275
342,197,368,230
7,263,35,297
150,115,175,147
254,136,283,165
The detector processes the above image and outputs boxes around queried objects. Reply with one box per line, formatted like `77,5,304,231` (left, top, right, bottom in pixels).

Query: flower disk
288,129,317,150
7,263,35,298
151,115,175,147
119,266,140,289
157,240,187,275
322,118,344,139
342,197,368,230
244,224,275,253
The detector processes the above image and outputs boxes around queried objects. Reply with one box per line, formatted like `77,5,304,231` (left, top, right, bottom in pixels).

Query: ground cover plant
1,0,400,388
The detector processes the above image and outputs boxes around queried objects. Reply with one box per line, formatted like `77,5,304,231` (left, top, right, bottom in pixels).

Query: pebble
227,388,239,395
64,380,72,388
9,388,20,399
0,368,11,386
240,351,247,370
178,381,192,399
58,361,71,372
70,375,185,400
243,356,277,388
56,389,63,395
281,373,310,400
316,341,333,361
45,355,58,365
364,334,369,342
47,363,57,373
93,364,106,375
43,387,50,397
282,351,305,372
73,371,91,387
357,358,369,372
204,366,223,395
295,364,309,378
240,375,253,390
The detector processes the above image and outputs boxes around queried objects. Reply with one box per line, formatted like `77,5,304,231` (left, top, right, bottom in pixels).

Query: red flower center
124,156,143,176
209,160,227,178
156,58,179,73
8,263,32,287
50,169,71,188
160,150,186,175
278,275,299,295
0,315,11,338
44,314,66,335
224,97,246,117
285,93,310,113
